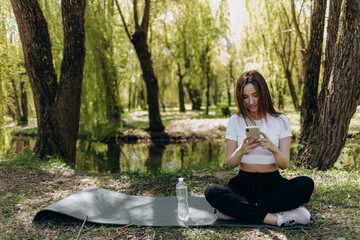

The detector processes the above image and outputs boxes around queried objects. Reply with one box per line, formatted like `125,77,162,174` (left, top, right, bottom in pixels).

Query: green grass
1,106,359,239
1,153,360,239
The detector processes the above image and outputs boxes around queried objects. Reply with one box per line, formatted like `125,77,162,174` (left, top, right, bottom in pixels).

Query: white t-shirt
225,113,292,164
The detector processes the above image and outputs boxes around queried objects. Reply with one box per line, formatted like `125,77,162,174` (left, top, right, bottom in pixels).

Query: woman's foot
215,209,236,220
276,206,312,226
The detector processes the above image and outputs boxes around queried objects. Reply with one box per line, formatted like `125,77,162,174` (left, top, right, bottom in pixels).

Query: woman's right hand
239,136,261,155
226,137,260,168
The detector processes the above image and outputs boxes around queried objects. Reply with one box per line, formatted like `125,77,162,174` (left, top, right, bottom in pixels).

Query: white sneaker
276,207,312,226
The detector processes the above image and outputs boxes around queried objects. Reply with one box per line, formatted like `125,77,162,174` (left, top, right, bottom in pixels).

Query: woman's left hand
260,132,277,153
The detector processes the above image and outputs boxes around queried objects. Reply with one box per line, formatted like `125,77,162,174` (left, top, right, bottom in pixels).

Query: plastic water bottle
176,177,189,221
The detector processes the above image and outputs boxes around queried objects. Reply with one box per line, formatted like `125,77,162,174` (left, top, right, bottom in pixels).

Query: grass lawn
1,106,359,239
1,154,359,240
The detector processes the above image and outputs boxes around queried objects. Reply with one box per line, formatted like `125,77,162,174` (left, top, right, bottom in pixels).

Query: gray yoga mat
33,187,311,230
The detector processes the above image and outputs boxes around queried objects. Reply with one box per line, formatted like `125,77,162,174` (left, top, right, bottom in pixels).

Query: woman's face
243,83,259,115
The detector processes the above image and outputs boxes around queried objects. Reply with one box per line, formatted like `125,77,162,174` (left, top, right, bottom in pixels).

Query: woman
205,70,314,226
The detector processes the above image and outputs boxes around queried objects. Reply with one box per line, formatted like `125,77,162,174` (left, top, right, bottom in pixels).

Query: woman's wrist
269,143,279,153
235,147,244,160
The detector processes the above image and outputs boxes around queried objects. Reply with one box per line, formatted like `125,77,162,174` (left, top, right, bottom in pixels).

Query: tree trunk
299,0,327,146
227,60,234,107
317,0,342,108
53,0,86,162
205,63,210,115
20,80,28,124
11,0,86,163
213,75,218,106
10,0,60,155
128,81,132,111
10,77,28,124
186,84,202,111
132,32,164,132
177,63,186,112
284,69,300,110
298,0,360,170
277,80,284,110
10,78,22,121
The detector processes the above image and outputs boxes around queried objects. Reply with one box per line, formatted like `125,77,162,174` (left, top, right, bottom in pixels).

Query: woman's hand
260,132,277,153
226,137,260,168
240,136,261,155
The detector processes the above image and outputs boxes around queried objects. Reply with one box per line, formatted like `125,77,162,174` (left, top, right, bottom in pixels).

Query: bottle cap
178,178,183,181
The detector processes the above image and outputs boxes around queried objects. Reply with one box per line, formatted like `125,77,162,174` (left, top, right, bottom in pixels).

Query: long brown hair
235,70,280,125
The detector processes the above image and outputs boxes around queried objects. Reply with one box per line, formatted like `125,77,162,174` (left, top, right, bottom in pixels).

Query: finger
260,132,268,139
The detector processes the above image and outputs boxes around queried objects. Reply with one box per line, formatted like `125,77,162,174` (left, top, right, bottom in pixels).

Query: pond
3,137,227,173
2,137,359,173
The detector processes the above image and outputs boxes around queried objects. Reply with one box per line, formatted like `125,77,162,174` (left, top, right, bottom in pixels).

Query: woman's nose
249,97,255,104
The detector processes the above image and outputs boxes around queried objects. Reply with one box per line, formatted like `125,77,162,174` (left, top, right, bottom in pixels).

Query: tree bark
177,63,186,112
298,0,360,170
299,0,327,145
10,78,22,121
226,60,234,107
55,0,86,162
20,80,28,124
186,84,202,111
317,0,342,108
11,0,86,163
132,32,164,132
205,59,211,115
284,69,300,110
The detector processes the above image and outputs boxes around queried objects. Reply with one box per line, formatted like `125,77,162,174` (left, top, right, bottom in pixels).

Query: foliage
2,0,313,127
0,0,32,126
240,0,312,109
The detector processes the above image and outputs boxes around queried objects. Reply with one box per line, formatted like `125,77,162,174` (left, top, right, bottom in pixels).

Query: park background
0,0,359,239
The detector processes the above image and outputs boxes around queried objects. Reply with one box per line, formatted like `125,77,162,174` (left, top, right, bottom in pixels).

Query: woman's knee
205,185,228,203
204,185,217,201
300,176,314,191
293,176,315,196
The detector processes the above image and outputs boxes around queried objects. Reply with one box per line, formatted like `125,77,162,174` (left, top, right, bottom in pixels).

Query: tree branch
115,0,132,41
140,0,150,36
133,0,140,31
291,0,306,50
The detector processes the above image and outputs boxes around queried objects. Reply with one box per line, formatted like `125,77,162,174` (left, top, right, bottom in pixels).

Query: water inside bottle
176,186,187,200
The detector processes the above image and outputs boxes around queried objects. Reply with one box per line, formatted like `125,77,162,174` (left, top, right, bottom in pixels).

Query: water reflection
3,137,359,173
76,140,227,173
3,137,226,173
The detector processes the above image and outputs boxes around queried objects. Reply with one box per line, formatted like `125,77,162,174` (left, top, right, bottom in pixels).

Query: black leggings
205,170,314,223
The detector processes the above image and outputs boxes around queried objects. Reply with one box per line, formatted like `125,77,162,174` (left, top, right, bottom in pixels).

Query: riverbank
0,155,359,239
7,106,360,143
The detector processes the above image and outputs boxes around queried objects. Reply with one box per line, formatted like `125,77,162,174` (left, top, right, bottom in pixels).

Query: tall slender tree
0,69,7,151
115,0,164,133
10,0,86,163
291,0,308,91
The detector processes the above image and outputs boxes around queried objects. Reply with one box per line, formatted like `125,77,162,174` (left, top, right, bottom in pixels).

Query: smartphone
245,126,260,139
